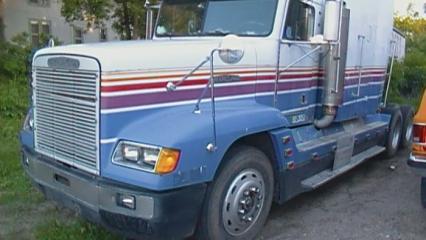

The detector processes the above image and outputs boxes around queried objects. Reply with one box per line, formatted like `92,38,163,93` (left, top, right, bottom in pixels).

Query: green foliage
394,16,426,41
61,0,158,40
0,34,31,81
61,0,112,30
112,0,147,40
390,17,426,107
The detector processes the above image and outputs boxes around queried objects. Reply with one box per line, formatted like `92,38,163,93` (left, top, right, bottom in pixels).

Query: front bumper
407,154,426,177
21,148,206,239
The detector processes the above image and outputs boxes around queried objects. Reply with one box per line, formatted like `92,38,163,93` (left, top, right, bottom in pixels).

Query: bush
0,33,32,120
0,33,32,82
390,17,426,107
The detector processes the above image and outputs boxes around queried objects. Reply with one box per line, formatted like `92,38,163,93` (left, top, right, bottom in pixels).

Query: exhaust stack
315,0,350,129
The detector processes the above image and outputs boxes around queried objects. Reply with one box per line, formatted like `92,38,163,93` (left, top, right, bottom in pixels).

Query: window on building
73,27,83,44
30,20,50,47
100,28,108,42
283,0,315,41
28,0,50,7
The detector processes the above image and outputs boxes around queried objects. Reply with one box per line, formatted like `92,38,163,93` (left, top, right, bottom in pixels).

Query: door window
283,0,315,41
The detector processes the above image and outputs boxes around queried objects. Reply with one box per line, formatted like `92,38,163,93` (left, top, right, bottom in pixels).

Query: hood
33,39,257,73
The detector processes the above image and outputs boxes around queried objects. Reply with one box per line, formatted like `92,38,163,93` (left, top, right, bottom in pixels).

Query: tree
390,16,426,106
61,0,111,31
394,16,426,46
61,0,154,40
112,0,147,40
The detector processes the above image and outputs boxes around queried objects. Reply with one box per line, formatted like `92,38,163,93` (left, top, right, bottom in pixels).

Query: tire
400,105,414,149
196,146,274,240
421,178,426,209
383,107,403,158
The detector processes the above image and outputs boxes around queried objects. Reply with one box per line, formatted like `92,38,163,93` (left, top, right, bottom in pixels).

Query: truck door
277,0,323,126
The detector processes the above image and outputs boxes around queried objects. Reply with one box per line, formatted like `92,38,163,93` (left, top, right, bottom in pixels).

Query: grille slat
36,117,95,134
36,115,96,131
36,80,96,95
36,107,96,124
36,124,96,144
36,85,96,100
37,91,96,107
36,94,96,111
34,61,99,174
37,138,97,159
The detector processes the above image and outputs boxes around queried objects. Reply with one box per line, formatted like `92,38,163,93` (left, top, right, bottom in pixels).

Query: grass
0,76,119,240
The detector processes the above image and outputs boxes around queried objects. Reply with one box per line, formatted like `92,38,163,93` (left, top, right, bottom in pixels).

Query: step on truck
20,0,412,239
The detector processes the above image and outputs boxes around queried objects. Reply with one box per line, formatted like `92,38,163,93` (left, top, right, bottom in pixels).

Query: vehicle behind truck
408,90,426,207
20,0,412,239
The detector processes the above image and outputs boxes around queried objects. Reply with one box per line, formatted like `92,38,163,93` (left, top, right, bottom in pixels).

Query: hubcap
222,169,265,236
392,123,401,149
406,124,413,142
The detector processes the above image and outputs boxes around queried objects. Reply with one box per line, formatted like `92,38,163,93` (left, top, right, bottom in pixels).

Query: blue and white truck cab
20,0,411,239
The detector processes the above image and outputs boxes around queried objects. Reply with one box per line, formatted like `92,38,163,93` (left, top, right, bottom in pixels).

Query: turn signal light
413,124,426,143
155,148,181,174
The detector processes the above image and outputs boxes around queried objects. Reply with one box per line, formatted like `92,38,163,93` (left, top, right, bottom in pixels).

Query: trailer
20,0,412,239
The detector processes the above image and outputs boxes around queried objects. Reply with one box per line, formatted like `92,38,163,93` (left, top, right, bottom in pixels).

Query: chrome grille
34,62,100,174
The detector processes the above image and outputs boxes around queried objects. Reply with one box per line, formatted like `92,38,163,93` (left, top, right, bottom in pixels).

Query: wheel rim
222,169,265,236
392,122,401,149
405,124,413,143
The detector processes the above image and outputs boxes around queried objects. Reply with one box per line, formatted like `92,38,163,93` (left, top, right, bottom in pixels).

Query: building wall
2,0,119,45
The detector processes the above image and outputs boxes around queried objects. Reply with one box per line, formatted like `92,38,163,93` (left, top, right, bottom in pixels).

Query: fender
101,98,289,191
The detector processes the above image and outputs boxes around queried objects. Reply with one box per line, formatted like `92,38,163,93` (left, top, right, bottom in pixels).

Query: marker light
155,148,181,174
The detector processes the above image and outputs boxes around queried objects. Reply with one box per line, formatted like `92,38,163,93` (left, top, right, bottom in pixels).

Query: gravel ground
258,150,426,240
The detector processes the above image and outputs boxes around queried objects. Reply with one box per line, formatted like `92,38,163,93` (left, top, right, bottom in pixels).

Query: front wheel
196,146,274,240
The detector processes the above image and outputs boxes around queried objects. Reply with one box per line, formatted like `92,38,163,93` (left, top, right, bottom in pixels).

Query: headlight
112,141,180,174
23,110,34,131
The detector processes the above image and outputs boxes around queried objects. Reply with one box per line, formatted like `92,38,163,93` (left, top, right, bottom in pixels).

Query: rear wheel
383,107,403,158
196,146,274,240
400,105,414,149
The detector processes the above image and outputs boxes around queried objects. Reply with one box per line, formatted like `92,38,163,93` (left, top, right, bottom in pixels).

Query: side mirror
323,0,342,41
218,34,245,64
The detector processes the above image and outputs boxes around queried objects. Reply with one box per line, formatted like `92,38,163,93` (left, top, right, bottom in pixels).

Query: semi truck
20,0,412,239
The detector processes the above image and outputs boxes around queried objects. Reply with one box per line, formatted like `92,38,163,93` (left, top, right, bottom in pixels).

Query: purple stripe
101,85,256,109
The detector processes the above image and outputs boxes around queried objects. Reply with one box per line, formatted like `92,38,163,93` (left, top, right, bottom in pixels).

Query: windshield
156,0,278,37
